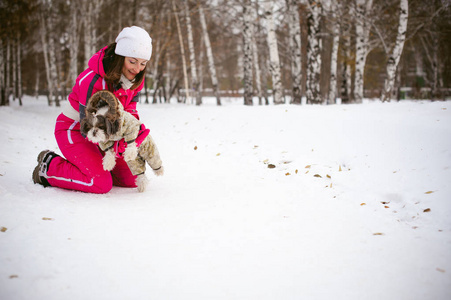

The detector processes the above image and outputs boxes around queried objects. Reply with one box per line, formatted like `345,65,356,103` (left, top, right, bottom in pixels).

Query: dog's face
80,90,121,143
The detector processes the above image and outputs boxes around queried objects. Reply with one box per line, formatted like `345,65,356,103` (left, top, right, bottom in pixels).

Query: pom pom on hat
115,26,152,60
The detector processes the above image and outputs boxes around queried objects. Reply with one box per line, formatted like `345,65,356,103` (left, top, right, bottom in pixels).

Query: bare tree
381,0,408,102
306,0,322,104
327,0,340,104
173,0,190,102
184,0,202,105
199,3,221,105
287,0,303,104
353,0,373,103
68,0,82,86
264,1,284,104
242,0,254,105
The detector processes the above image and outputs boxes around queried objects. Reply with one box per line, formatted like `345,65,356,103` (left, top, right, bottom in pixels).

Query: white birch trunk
306,0,322,104
12,38,17,101
199,4,221,106
184,0,201,105
5,38,11,105
381,0,408,102
39,12,53,106
329,19,339,104
243,0,254,105
69,0,80,85
264,2,284,104
287,0,303,104
252,34,262,105
172,0,190,102
84,1,93,67
16,35,22,106
340,22,352,103
0,39,5,105
35,56,40,99
354,0,373,103
47,14,60,107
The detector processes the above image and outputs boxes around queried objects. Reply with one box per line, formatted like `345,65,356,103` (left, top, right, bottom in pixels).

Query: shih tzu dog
81,90,164,192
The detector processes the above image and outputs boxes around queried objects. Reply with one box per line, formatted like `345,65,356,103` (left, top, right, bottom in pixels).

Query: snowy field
1,95,450,300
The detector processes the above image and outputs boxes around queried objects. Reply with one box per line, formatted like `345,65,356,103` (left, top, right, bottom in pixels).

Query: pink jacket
67,46,144,121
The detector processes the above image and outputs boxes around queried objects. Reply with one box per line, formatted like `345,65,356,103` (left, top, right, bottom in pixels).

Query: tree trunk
264,2,284,104
16,35,23,106
340,21,353,103
328,1,340,105
252,34,262,106
172,0,190,102
69,0,80,85
0,39,5,106
381,0,408,102
184,0,202,105
354,0,373,103
199,4,221,106
47,13,60,107
39,12,53,106
242,0,254,106
287,0,302,104
306,0,322,104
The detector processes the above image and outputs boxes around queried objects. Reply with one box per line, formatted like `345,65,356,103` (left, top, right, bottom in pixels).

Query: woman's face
122,57,147,81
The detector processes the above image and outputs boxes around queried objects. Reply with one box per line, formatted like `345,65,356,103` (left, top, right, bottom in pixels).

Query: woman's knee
92,172,114,194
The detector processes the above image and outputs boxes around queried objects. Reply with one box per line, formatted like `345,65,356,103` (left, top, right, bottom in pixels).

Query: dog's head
80,90,121,143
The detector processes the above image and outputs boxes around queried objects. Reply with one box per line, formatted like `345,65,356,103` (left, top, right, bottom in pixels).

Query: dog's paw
136,174,149,192
153,166,164,176
124,143,138,161
103,151,116,171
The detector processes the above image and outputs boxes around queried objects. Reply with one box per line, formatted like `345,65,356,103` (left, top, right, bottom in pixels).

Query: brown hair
102,43,147,91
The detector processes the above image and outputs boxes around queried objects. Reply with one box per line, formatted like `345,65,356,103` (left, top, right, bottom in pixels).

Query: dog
80,90,164,192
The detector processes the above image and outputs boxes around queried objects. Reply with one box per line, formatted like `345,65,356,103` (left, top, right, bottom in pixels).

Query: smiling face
122,57,147,81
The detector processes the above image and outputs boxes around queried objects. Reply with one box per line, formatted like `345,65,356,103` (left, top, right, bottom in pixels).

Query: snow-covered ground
1,96,450,300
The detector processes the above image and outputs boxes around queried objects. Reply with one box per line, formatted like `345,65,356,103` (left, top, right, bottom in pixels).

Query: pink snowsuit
46,46,144,193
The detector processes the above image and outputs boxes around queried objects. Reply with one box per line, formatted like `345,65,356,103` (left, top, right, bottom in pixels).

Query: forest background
0,0,450,107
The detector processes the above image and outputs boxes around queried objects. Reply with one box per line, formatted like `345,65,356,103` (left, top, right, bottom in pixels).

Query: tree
242,0,254,105
306,0,322,104
199,2,221,105
287,0,303,104
264,1,284,104
381,0,408,102
184,0,202,105
354,0,373,103
173,0,190,102
327,0,341,104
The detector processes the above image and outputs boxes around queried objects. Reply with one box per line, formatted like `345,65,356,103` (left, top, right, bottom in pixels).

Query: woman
32,26,153,194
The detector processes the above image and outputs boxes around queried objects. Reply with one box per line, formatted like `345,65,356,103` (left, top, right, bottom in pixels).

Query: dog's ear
105,117,120,136
80,117,92,135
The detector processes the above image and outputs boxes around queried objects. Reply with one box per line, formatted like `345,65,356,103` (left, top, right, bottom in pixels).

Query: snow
1,96,450,300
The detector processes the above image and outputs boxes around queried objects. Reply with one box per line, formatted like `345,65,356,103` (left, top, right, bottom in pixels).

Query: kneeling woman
33,26,153,194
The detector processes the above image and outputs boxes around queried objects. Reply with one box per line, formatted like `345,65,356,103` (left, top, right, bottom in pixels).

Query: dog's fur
81,90,164,192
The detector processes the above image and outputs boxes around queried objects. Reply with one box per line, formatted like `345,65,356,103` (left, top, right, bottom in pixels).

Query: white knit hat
115,26,152,60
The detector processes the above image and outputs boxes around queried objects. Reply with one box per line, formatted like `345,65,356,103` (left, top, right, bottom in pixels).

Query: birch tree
199,3,221,105
68,0,81,85
328,0,340,104
173,0,190,102
16,35,23,106
242,0,254,105
287,0,303,104
340,8,353,103
354,0,373,103
39,1,60,107
184,0,202,105
0,39,5,106
264,2,284,104
306,0,322,104
381,0,408,102
83,0,103,67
